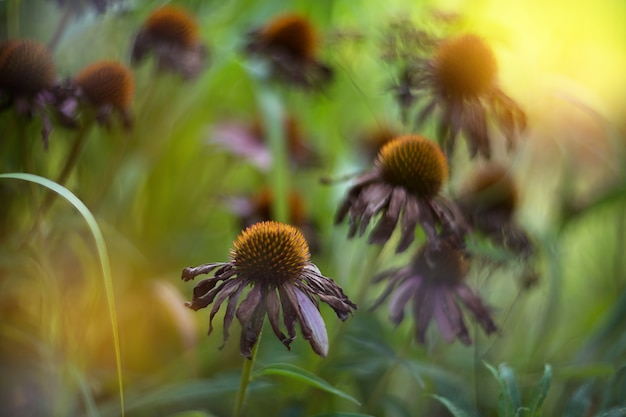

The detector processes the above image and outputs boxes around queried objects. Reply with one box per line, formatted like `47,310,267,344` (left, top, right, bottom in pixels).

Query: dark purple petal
369,186,405,245
208,279,245,335
358,183,392,236
278,286,298,340
413,284,435,344
182,262,228,281
265,288,292,348
221,281,248,347
434,286,470,344
239,298,266,359
397,196,420,253
389,277,422,325
293,286,329,357
236,285,262,324
455,283,497,335
192,277,221,299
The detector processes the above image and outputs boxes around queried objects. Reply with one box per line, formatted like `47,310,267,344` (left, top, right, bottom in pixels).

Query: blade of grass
528,364,552,417
0,173,124,417
252,362,361,406
430,394,473,417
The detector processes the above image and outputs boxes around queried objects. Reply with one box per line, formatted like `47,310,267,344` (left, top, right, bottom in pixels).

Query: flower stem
20,122,93,247
233,330,262,417
48,6,74,51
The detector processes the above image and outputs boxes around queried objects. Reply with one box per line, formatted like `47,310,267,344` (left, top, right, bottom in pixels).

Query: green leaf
430,394,473,417
252,363,360,405
0,173,124,416
484,362,519,417
564,382,594,417
528,364,552,417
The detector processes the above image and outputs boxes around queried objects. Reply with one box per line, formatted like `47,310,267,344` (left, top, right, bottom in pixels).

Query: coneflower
457,163,532,258
0,39,57,147
131,5,208,79
245,14,332,88
371,238,497,345
73,60,134,129
182,221,356,358
394,34,526,159
335,134,467,252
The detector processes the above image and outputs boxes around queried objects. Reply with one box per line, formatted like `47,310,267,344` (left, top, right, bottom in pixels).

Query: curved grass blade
528,364,552,417
252,362,361,405
430,394,472,417
592,407,626,417
0,173,124,416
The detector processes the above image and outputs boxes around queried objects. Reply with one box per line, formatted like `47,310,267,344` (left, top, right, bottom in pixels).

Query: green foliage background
1,0,626,416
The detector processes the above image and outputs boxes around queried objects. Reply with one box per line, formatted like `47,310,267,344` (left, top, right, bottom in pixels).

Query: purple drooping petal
293,286,328,357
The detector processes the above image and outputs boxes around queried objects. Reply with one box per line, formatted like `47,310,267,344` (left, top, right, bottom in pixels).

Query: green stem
233,331,262,417
41,122,93,215
20,123,93,247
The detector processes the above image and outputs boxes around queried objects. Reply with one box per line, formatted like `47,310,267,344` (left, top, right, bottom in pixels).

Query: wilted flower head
371,238,497,345
0,39,57,147
246,13,332,88
335,134,467,252
395,34,526,159
182,221,356,358
70,60,134,129
131,5,208,79
210,113,319,170
457,164,532,258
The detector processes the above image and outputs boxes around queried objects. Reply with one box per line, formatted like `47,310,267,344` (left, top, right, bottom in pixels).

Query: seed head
74,61,134,109
434,34,497,98
144,6,201,47
232,221,310,286
261,14,317,61
377,135,448,198
0,39,56,96
461,164,518,213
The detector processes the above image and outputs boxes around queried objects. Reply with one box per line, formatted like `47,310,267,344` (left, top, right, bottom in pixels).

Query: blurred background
1,0,626,416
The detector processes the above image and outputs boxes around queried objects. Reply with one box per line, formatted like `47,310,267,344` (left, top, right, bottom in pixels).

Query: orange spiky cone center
144,6,200,47
434,34,497,98
377,135,449,198
262,14,317,61
0,39,56,96
74,61,134,109
232,221,310,285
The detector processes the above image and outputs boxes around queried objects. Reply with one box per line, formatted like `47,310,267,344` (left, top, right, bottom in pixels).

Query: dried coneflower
457,163,532,258
131,5,208,79
73,60,134,129
371,238,497,345
0,39,57,147
394,34,526,159
182,221,356,358
245,13,332,88
335,134,467,252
